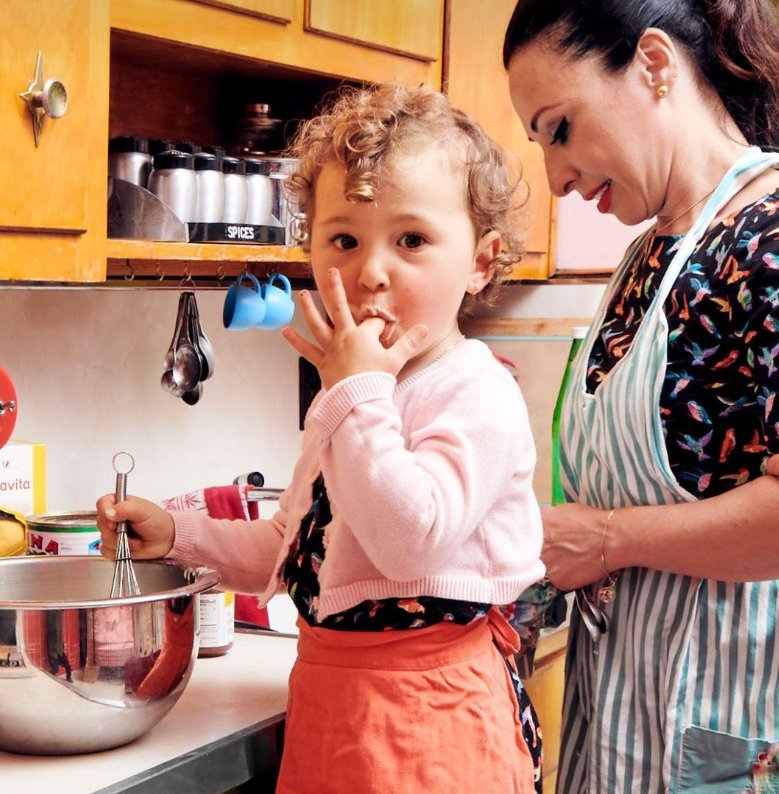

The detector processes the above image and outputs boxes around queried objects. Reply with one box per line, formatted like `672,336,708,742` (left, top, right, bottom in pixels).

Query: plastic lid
243,158,270,175
203,145,226,159
175,141,203,154
194,152,220,171
221,156,246,175
153,150,194,170
148,138,174,156
108,135,150,154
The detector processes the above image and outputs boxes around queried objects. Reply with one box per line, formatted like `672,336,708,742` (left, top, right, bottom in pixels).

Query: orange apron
276,607,535,794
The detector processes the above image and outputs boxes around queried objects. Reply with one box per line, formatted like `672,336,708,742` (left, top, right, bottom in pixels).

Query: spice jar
244,158,273,226
198,587,235,657
108,135,152,188
221,157,248,224
193,152,225,224
147,150,197,223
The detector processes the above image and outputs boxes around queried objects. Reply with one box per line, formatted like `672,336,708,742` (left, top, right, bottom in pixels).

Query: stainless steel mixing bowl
0,555,219,755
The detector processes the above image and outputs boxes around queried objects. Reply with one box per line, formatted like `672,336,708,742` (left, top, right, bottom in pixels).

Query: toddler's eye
331,234,358,250
551,117,569,145
399,233,425,249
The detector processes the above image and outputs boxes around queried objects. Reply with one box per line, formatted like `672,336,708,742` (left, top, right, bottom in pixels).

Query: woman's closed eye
551,116,569,145
331,233,358,250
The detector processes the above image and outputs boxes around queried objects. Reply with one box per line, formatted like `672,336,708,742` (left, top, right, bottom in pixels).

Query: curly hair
285,83,529,316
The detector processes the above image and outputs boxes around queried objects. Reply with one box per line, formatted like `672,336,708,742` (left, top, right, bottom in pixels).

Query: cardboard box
0,440,46,517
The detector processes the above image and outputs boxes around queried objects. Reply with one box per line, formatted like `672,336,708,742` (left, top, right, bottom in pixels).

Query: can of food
26,512,101,556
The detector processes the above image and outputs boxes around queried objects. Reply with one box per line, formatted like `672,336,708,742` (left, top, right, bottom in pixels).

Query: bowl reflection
0,556,219,755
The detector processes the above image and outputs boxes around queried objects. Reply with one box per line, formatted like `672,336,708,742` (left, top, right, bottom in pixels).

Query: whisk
109,451,141,598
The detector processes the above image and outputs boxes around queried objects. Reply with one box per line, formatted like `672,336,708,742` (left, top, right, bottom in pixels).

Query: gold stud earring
656,84,669,99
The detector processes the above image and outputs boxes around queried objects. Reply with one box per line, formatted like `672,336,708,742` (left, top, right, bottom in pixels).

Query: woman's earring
656,84,670,99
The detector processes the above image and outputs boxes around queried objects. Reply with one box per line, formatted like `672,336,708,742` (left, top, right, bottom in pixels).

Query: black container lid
175,141,203,154
153,150,194,170
148,138,174,156
202,145,226,162
221,156,246,175
109,135,150,154
194,152,220,171
243,158,271,175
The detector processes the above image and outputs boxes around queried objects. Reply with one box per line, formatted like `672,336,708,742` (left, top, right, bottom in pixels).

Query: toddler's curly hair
285,82,528,316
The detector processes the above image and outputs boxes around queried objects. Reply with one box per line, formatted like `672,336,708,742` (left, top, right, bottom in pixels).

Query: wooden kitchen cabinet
2,0,559,285
305,0,443,62
444,0,555,280
0,0,110,281
523,628,567,792
104,0,445,283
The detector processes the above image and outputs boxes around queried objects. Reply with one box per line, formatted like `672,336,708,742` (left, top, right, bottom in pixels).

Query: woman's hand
96,493,175,560
281,268,428,389
764,454,779,477
540,503,612,590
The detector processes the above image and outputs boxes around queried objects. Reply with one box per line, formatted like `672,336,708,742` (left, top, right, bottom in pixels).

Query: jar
221,157,248,224
147,150,197,223
235,102,282,156
244,158,273,226
198,587,235,657
108,135,152,188
261,156,305,245
193,152,225,224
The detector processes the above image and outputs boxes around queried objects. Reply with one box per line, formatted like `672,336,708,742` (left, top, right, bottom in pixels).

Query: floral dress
588,188,779,492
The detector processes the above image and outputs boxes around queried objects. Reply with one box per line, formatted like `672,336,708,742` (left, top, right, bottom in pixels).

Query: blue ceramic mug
223,273,265,330
258,273,295,329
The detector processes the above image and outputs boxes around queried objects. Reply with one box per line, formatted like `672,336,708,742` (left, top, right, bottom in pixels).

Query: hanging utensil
189,293,215,380
171,293,202,391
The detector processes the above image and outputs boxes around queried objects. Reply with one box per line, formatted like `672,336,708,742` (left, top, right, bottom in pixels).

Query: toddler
97,83,544,794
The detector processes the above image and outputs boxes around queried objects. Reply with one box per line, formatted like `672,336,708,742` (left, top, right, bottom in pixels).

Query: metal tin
26,511,101,557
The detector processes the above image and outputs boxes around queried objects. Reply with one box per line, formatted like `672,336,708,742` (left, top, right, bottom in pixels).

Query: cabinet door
444,0,553,279
187,0,294,23
305,0,443,61
0,0,109,281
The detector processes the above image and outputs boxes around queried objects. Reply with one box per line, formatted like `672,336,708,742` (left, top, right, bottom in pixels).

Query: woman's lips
585,180,612,214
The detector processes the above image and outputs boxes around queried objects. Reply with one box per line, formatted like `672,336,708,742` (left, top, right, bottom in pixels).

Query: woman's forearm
609,475,779,581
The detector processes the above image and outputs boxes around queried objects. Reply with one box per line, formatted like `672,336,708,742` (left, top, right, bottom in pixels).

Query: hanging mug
257,273,295,329
223,273,265,330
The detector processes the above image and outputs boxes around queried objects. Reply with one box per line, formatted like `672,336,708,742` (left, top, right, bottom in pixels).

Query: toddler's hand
281,268,428,389
96,493,175,560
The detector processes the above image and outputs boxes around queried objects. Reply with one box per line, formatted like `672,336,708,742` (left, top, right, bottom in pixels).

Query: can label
27,528,101,556
199,591,235,649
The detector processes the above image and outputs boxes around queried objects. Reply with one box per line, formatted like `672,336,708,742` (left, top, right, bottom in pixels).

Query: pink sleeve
168,509,285,594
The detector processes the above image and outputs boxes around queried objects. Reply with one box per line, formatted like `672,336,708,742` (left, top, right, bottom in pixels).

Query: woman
503,1,779,792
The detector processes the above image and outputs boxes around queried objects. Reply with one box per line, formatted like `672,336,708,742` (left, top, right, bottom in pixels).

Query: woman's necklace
638,182,719,265
655,184,719,235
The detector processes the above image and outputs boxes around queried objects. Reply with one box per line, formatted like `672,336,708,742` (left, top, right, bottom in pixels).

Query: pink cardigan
170,339,544,621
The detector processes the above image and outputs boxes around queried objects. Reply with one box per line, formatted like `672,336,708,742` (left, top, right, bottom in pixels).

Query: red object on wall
0,367,18,449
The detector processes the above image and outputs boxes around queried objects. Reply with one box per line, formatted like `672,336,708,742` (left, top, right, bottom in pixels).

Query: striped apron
556,147,779,794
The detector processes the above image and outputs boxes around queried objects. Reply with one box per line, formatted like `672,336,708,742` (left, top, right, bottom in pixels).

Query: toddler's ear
468,230,501,294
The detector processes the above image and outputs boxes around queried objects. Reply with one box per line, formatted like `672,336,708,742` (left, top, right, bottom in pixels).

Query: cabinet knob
19,51,68,147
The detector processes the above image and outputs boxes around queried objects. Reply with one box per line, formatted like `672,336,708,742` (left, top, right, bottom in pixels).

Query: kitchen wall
0,288,301,512
0,279,605,513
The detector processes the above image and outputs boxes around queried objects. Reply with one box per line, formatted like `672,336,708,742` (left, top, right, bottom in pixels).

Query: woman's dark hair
502,0,779,149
